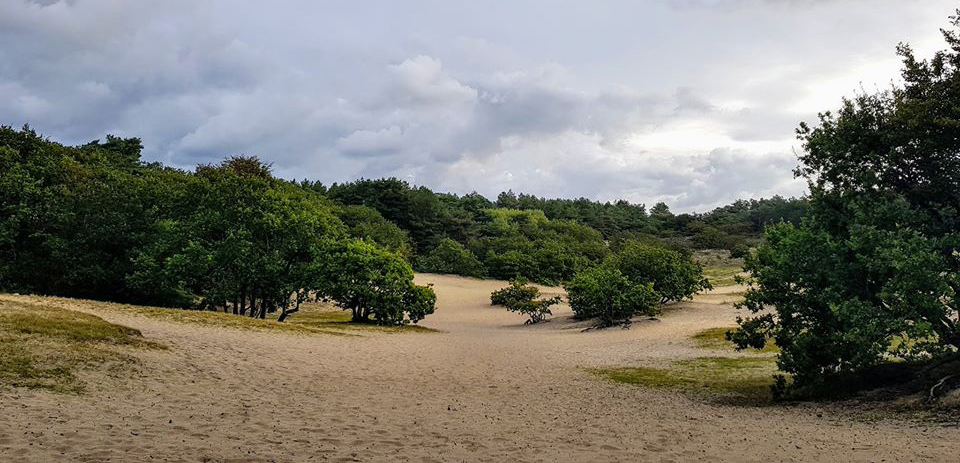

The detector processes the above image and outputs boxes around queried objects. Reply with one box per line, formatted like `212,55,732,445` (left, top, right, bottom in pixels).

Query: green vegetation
607,241,712,303
335,204,414,261
593,357,779,402
694,250,746,287
0,299,161,393
314,239,436,325
417,238,485,277
731,15,960,399
0,131,436,326
565,241,710,326
322,178,802,285
490,279,562,324
0,122,797,333
565,265,660,326
693,327,779,353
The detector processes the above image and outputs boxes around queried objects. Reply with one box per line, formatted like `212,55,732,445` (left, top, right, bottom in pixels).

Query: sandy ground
1,274,958,462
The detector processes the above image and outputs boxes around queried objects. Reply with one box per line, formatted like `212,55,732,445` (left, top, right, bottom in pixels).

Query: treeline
303,177,804,284
0,127,434,325
0,125,800,324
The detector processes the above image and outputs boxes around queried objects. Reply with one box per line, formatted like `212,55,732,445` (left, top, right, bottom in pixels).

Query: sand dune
1,274,957,462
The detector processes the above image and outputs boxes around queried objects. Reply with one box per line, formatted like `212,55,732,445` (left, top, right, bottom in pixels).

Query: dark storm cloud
0,0,954,211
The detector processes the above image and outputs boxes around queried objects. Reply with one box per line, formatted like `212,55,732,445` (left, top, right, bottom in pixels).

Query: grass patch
593,356,779,403
702,265,746,287
693,250,746,287
692,327,779,353
0,300,163,394
0,295,435,337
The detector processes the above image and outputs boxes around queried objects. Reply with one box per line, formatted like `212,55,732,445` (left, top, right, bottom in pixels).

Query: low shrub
490,278,539,306
565,265,660,326
491,279,561,324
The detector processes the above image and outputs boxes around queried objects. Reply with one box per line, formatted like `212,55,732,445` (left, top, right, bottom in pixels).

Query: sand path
1,274,957,462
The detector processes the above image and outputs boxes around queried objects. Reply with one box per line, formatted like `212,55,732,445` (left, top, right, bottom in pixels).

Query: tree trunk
239,287,247,316
277,305,299,323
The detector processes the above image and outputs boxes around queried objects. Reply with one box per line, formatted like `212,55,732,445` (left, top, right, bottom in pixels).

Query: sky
1,0,955,211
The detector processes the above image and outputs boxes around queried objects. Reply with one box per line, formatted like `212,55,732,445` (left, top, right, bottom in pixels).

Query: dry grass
694,249,747,287
2,295,436,336
293,302,438,334
0,299,163,394
593,356,779,403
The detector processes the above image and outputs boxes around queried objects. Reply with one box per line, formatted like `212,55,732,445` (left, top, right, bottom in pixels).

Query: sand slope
1,274,957,462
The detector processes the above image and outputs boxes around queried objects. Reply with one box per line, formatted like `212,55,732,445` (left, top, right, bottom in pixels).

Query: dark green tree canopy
733,14,960,397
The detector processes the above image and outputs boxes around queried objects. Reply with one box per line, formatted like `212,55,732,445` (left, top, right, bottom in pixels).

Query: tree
607,241,711,303
335,204,413,260
417,238,485,277
128,159,345,320
731,15,960,397
315,239,436,325
565,264,660,326
649,202,673,219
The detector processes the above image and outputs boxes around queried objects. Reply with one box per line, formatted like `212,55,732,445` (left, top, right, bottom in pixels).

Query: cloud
1,0,956,211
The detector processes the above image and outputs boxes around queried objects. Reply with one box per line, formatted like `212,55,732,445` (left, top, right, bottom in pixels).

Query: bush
416,238,485,277
491,279,561,324
691,226,735,249
728,243,750,259
607,241,711,303
565,265,660,326
509,297,562,324
490,278,540,306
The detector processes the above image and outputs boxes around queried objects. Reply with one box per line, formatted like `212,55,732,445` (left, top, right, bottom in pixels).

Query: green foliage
733,17,960,398
565,264,660,326
127,158,345,322
326,177,798,283
417,238,485,277
490,279,562,324
335,204,413,260
0,129,437,328
691,226,738,250
490,278,540,307
470,210,607,284
314,239,436,325
606,241,712,303
326,178,473,253
0,124,792,332
508,297,562,325
727,243,750,259
0,126,185,300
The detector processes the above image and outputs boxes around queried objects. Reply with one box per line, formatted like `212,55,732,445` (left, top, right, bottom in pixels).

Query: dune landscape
5,3,960,461
1,274,957,462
